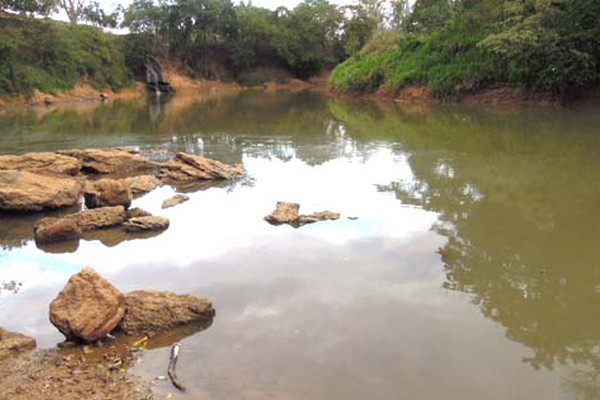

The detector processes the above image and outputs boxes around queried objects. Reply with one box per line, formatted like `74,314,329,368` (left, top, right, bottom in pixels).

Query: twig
168,342,186,391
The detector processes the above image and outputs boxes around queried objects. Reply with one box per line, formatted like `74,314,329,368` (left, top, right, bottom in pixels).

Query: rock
69,206,127,231
264,202,300,225
122,175,161,195
161,194,189,209
84,179,132,209
0,152,81,176
264,202,341,227
159,152,243,183
298,211,341,225
119,290,215,335
0,327,36,360
33,217,82,244
0,170,82,212
49,267,125,342
59,149,157,176
123,216,169,232
126,208,152,219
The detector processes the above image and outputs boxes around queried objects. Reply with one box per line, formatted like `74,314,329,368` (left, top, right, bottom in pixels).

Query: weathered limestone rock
49,267,125,342
69,206,127,231
119,290,214,335
159,152,244,183
123,216,169,232
0,327,36,360
162,194,189,209
59,149,157,176
264,202,341,227
122,175,161,195
34,217,82,244
0,170,82,212
0,152,81,176
264,202,300,225
84,179,132,209
298,211,340,225
126,208,152,219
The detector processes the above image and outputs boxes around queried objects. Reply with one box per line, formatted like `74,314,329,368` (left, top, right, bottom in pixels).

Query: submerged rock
119,290,215,335
0,327,36,360
60,148,158,176
84,179,132,209
0,170,82,212
264,202,341,227
122,175,161,195
0,152,81,176
123,216,170,232
161,194,189,209
49,267,125,342
34,217,82,244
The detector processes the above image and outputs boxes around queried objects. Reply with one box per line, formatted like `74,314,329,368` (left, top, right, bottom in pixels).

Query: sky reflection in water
1,92,599,399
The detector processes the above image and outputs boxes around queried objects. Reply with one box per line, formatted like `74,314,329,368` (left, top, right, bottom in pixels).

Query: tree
1,0,56,16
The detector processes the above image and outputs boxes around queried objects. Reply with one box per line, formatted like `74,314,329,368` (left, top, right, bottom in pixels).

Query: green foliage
331,0,600,99
0,18,131,97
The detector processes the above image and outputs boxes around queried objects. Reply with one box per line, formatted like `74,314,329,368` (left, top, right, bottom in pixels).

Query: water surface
0,92,599,399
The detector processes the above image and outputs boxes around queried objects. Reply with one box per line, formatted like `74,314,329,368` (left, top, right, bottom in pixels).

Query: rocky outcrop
159,152,244,183
69,206,127,231
0,152,81,176
0,170,82,212
84,179,132,209
126,208,152,219
49,267,125,342
264,202,340,227
33,217,82,244
162,194,189,209
119,290,215,335
123,216,170,232
59,148,158,176
122,175,161,195
0,327,36,360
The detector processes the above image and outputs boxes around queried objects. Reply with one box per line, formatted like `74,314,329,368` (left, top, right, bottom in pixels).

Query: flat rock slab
0,170,82,212
59,149,158,176
159,152,244,183
123,216,170,232
84,179,132,209
49,267,125,342
34,217,82,244
0,327,36,360
264,202,340,227
162,194,190,209
119,290,215,335
122,175,161,195
0,152,81,176
69,206,127,231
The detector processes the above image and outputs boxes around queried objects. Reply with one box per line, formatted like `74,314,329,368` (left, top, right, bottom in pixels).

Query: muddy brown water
0,91,599,399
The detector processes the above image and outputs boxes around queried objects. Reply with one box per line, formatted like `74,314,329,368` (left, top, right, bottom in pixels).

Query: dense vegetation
330,0,600,99
0,0,379,97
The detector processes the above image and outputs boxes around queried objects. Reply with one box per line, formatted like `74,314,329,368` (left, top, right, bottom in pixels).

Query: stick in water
168,342,186,391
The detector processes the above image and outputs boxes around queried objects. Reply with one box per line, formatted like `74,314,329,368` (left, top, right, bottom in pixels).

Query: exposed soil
0,348,152,400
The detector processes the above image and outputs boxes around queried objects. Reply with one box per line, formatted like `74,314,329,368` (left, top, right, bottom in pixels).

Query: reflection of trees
331,100,600,395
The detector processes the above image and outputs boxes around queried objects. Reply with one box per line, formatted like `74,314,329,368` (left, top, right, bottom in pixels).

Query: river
0,91,599,399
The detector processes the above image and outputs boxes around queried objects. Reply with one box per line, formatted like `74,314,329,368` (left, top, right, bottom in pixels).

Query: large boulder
49,267,125,342
0,327,36,360
0,152,81,176
122,175,161,195
34,217,82,244
0,170,82,212
159,152,244,183
59,149,157,176
119,290,214,335
69,206,127,231
84,179,132,209
123,216,170,232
